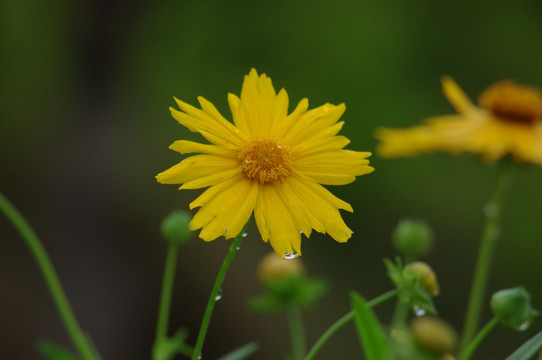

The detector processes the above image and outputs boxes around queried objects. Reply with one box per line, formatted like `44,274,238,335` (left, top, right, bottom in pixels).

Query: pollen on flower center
238,138,292,184
478,81,542,124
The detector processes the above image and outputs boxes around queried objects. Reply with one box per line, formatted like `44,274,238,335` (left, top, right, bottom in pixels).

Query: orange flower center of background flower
478,81,542,124
238,139,293,184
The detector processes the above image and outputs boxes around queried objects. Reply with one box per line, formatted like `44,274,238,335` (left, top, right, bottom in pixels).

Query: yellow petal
198,179,258,240
295,150,373,183
239,69,280,136
255,185,301,258
189,183,224,210
180,168,240,189
190,175,255,239
283,103,345,145
285,176,353,243
155,155,238,185
169,140,235,157
272,98,310,139
293,136,351,158
171,97,243,147
441,76,476,115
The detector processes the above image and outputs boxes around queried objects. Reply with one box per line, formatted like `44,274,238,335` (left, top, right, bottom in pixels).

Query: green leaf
85,333,103,360
351,292,391,360
505,331,542,360
37,339,77,360
153,328,192,360
217,342,259,360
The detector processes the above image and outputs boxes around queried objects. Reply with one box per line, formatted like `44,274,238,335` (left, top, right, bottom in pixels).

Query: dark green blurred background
2,0,542,359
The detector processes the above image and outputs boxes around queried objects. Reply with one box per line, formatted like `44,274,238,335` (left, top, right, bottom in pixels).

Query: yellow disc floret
238,138,293,184
478,80,542,123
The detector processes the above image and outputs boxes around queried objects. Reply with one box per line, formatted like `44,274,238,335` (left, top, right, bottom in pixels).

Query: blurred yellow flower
375,77,542,166
157,69,374,258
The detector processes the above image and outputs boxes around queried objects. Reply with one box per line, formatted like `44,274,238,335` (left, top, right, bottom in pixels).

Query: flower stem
153,241,181,358
191,229,245,360
304,289,398,360
391,294,410,331
287,306,306,360
459,166,510,354
459,317,499,360
0,192,97,360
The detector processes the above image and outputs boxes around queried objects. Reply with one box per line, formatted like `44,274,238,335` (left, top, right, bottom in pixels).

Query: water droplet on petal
284,251,299,260
414,305,426,316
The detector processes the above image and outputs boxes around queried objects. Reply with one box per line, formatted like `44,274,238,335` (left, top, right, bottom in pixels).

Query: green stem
287,306,306,360
153,241,181,358
191,229,245,360
304,289,398,360
459,166,510,354
391,295,409,331
460,317,499,360
0,192,96,360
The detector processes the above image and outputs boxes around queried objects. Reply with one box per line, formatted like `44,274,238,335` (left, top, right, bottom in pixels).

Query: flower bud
404,261,439,297
392,219,433,258
490,287,539,330
160,210,192,245
257,252,305,284
410,316,457,355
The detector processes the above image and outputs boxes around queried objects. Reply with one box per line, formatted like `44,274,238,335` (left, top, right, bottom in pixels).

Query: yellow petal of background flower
441,76,476,115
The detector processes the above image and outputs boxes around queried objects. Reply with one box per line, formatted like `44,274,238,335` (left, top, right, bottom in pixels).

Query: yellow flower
156,69,374,258
375,77,542,166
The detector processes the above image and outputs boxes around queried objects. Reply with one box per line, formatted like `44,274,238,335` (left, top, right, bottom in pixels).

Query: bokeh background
2,0,542,359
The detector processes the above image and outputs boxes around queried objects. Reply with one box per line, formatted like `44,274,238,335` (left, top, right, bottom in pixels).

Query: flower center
478,81,542,124
238,138,293,184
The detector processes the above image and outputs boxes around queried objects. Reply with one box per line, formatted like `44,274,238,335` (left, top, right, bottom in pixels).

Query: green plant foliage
505,331,542,360
351,292,391,360
217,342,259,360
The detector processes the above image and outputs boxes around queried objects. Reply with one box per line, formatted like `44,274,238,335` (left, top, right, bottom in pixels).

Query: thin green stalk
391,295,409,331
304,289,398,360
153,242,181,357
287,306,306,360
192,229,245,360
0,192,96,360
460,317,499,360
459,167,510,354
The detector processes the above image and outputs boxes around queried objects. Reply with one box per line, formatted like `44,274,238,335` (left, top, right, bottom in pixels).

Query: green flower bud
490,287,539,330
257,252,305,284
393,219,433,258
160,210,192,245
404,261,439,297
410,316,457,355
